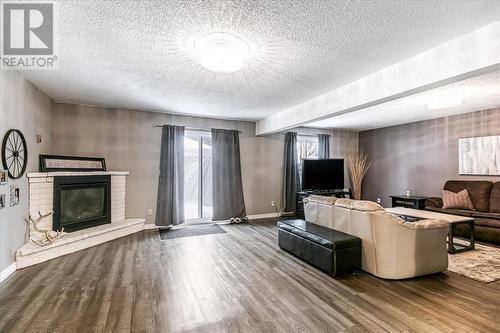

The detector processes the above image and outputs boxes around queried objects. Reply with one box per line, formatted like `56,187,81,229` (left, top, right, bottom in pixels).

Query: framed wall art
39,155,106,172
459,135,500,176
10,186,19,207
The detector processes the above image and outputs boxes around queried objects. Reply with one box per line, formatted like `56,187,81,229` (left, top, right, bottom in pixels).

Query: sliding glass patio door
184,130,213,222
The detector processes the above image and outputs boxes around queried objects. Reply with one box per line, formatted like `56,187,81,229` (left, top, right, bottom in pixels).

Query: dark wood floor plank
0,218,499,333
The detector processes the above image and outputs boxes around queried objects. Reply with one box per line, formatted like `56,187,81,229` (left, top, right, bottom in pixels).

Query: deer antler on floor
26,211,65,247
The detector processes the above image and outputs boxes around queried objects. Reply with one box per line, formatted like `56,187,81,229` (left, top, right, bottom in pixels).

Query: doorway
184,130,213,222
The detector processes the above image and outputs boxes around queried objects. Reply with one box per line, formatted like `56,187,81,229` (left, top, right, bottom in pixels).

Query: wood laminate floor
0,219,499,333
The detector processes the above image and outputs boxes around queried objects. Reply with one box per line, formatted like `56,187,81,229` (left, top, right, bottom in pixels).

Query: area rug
159,224,226,240
447,242,500,283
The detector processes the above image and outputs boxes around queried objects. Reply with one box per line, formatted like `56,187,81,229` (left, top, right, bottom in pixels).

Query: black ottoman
277,219,361,277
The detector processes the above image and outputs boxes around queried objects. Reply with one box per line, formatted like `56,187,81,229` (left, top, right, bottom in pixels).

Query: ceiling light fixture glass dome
194,32,251,73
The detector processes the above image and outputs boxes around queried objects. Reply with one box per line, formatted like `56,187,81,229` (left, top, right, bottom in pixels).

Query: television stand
296,189,352,218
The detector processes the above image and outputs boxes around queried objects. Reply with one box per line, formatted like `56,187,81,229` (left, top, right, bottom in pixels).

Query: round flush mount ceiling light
427,94,463,110
194,32,251,73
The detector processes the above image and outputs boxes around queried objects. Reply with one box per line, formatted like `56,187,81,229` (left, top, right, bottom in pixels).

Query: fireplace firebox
53,175,111,232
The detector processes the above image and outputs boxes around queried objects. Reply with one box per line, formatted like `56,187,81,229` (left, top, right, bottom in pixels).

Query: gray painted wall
50,104,358,224
0,71,53,272
359,108,500,207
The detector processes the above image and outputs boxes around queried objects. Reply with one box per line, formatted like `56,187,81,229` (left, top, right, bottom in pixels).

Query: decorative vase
345,151,371,200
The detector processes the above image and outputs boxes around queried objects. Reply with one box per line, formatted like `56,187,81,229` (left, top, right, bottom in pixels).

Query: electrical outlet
147,209,153,216
271,200,276,207
376,198,381,204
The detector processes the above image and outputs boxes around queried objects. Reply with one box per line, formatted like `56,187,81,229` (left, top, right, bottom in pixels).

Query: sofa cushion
425,206,475,217
474,225,500,246
444,180,493,212
306,195,336,206
453,224,500,245
490,182,500,213
334,199,383,212
425,197,443,209
334,198,353,209
351,200,384,212
399,218,449,230
473,217,500,229
472,211,500,221
377,211,449,230
441,189,474,210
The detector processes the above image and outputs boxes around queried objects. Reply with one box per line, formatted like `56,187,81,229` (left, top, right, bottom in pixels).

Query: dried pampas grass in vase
345,151,371,200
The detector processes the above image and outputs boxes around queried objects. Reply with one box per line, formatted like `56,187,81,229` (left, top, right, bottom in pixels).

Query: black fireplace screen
60,186,106,224
54,175,111,232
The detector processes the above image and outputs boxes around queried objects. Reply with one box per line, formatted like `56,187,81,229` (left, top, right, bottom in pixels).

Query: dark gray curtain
318,134,330,158
283,132,298,213
155,125,185,227
211,129,246,220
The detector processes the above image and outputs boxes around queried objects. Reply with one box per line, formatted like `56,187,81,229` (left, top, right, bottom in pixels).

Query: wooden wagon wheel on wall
2,129,28,179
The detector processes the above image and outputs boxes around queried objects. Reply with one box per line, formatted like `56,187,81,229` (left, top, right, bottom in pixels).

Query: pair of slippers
229,216,249,224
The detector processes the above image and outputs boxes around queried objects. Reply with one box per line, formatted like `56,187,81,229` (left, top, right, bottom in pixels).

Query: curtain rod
297,133,324,138
152,124,241,133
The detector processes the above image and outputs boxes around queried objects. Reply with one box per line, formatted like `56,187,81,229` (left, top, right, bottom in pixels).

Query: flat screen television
302,159,344,191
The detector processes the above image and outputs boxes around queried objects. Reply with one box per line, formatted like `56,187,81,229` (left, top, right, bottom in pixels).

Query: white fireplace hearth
16,171,145,268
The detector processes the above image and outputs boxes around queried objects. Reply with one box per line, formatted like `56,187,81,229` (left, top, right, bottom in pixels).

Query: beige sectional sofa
304,196,449,279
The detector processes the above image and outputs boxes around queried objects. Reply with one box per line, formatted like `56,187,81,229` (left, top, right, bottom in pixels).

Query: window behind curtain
184,130,213,221
297,135,319,190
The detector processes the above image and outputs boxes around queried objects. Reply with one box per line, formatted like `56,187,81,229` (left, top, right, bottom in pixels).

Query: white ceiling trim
256,21,500,135
307,70,500,131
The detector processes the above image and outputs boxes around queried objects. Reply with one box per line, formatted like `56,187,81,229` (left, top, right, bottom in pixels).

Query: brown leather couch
426,180,500,245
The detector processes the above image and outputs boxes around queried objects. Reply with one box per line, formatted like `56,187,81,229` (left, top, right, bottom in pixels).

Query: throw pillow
441,189,474,210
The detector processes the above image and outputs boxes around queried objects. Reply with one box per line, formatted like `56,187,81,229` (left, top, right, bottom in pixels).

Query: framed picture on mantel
39,155,106,172
458,135,500,176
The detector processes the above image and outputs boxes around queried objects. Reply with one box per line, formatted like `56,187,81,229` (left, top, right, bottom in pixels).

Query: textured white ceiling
307,70,500,131
21,1,500,120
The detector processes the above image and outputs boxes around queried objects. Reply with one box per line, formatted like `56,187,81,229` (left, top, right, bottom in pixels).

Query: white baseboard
143,223,161,230
0,263,16,283
247,213,279,220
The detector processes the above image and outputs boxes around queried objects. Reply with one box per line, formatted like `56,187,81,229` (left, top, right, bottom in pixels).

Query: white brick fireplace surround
16,171,145,269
